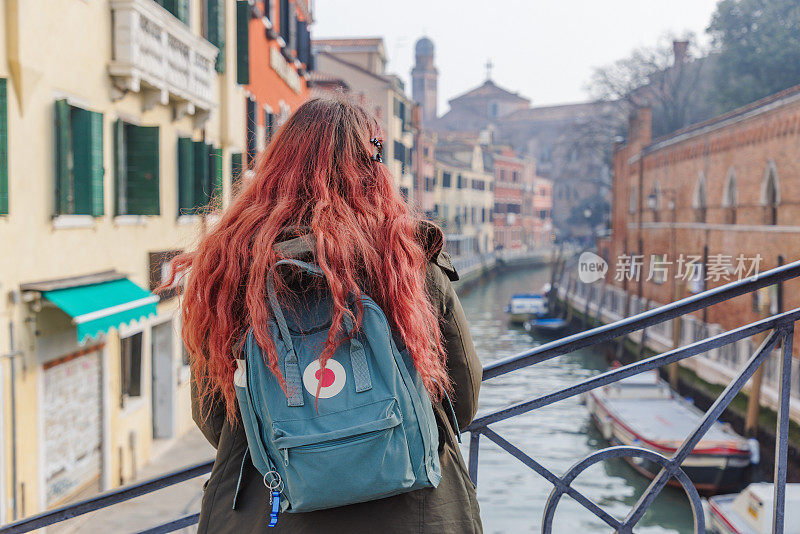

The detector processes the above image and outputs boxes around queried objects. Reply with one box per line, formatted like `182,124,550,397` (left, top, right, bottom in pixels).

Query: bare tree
587,33,711,138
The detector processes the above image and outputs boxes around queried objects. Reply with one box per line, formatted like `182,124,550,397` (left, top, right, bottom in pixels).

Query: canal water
457,265,695,533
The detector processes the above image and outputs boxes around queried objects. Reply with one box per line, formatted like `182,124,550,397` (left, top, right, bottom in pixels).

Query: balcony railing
109,0,218,118
3,259,800,533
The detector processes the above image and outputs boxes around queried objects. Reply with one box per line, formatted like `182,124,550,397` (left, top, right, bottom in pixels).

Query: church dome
415,37,434,57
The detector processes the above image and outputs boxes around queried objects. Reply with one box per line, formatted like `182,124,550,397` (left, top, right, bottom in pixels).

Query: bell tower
411,36,438,127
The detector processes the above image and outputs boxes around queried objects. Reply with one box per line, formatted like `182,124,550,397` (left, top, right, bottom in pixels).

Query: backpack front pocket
272,398,416,512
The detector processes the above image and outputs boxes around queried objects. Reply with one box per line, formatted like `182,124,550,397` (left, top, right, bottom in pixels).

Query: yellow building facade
0,0,247,521
432,143,494,256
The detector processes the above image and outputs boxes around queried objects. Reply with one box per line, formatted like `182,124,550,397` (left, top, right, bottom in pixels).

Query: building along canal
457,264,694,533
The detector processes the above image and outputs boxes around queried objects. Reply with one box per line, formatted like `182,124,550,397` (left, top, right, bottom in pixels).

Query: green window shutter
177,137,194,214
55,99,73,215
113,119,125,215
207,0,225,73
0,79,8,215
236,0,250,85
71,108,104,216
88,111,104,216
210,147,223,204
231,151,243,190
124,125,160,215
192,141,210,209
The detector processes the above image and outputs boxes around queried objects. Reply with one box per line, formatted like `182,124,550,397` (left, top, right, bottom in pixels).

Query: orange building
240,0,312,169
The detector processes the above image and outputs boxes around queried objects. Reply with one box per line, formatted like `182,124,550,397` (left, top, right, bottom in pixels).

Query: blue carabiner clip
268,491,280,527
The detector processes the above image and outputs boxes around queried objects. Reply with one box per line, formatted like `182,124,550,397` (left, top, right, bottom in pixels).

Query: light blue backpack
233,259,445,526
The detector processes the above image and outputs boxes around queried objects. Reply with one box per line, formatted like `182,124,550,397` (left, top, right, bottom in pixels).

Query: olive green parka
192,224,483,533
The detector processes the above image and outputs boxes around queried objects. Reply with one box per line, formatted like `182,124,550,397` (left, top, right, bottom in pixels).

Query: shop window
121,332,143,404
114,120,159,216
55,100,104,216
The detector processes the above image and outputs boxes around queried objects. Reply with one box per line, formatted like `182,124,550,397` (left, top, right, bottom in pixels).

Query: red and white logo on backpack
302,358,346,398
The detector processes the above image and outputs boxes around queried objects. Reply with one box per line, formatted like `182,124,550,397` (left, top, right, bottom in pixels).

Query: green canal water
457,265,695,533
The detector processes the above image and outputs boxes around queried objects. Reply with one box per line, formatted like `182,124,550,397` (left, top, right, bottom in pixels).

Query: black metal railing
3,259,800,533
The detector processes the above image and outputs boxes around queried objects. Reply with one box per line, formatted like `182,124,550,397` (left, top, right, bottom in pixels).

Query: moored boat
505,293,547,324
523,317,569,337
586,371,756,494
705,483,800,533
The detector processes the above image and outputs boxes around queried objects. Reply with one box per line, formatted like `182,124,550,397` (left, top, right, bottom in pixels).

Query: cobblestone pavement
52,427,215,534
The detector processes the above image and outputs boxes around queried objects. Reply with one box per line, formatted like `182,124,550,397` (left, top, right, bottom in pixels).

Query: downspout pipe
2,320,22,521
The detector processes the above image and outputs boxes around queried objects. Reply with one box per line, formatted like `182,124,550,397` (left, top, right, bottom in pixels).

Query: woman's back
168,97,483,533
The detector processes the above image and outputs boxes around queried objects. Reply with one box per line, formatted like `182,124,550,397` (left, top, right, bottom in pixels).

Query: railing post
468,432,480,487
773,326,793,534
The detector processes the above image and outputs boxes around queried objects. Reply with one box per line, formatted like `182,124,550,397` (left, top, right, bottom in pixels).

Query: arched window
693,172,707,223
722,168,737,224
649,180,662,222
762,162,780,225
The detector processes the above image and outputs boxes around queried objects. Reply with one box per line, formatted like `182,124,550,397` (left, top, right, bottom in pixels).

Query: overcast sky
313,0,720,112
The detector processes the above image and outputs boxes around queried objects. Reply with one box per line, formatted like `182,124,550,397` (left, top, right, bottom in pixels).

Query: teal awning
42,278,159,343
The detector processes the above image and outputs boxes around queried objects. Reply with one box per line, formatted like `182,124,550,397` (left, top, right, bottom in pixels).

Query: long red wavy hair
167,96,452,422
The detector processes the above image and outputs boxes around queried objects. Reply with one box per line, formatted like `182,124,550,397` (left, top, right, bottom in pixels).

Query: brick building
486,148,552,250
606,84,800,417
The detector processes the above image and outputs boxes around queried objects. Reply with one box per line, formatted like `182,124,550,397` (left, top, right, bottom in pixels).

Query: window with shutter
177,137,194,214
264,0,273,22
0,79,7,215
55,100,73,215
71,108,104,216
246,97,257,168
192,140,210,208
231,151,243,189
210,147,223,204
264,109,274,146
296,19,307,65
206,0,225,73
236,1,250,85
55,101,104,216
116,122,159,216
289,8,297,53
279,0,290,43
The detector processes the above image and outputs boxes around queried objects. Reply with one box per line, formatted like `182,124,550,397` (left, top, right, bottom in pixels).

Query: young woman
170,97,483,533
